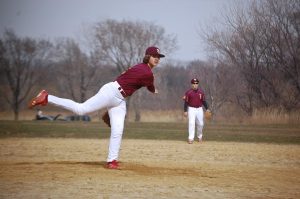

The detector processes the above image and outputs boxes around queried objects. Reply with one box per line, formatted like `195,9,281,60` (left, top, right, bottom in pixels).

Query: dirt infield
0,138,299,199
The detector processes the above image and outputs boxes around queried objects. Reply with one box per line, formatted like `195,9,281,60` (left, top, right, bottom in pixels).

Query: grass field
0,120,300,198
0,120,299,144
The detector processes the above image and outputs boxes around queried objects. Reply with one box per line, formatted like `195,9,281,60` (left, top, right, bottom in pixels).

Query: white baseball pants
188,106,204,141
48,81,126,162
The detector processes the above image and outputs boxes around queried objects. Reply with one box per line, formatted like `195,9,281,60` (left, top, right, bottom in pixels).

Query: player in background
29,46,165,169
183,78,210,144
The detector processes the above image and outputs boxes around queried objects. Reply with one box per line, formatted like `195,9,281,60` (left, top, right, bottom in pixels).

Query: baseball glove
102,111,111,127
204,110,212,120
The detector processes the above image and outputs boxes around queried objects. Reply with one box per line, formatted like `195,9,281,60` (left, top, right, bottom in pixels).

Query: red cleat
28,90,48,109
106,160,119,169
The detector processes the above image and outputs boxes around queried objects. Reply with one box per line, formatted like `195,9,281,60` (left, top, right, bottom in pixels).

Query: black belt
189,105,201,108
118,87,127,98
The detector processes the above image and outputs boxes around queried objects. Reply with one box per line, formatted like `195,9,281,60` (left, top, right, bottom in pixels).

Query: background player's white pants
48,81,126,162
188,106,204,141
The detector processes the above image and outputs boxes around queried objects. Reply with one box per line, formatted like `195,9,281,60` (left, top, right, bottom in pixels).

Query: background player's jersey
184,89,206,108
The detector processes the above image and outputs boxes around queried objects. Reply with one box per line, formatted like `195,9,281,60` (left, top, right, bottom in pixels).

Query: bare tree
0,30,51,120
259,0,300,110
53,38,99,103
201,0,300,115
91,19,176,72
90,19,177,121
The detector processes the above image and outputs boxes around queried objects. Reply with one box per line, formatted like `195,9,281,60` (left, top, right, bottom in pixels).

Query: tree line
0,0,299,121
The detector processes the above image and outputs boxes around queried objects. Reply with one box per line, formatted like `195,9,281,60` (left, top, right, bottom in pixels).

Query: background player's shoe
28,90,48,109
106,160,119,169
198,138,202,143
188,140,193,144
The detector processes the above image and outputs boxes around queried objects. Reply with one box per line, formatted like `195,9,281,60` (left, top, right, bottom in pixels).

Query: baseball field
0,121,299,198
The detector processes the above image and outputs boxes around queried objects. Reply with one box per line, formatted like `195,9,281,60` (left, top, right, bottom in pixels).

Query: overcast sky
0,0,243,61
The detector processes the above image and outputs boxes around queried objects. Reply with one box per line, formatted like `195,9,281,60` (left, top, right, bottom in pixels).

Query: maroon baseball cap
145,46,165,58
191,78,199,84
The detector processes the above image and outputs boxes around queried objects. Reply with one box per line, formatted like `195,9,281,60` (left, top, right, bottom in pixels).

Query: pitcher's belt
118,87,127,98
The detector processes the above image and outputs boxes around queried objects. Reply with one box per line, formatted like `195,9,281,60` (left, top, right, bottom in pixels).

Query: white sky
0,0,242,61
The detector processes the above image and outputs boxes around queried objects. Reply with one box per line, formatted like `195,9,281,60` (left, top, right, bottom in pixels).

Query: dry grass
251,108,300,124
0,110,101,121
127,109,184,122
1,108,300,124
0,109,185,123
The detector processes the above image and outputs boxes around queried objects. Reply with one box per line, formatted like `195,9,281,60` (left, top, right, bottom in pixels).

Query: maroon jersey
116,63,155,97
184,89,206,108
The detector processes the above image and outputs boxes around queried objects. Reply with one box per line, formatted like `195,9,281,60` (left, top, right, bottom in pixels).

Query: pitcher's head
143,46,165,67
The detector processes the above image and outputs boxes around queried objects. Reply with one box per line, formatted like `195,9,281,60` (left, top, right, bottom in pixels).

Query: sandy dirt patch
0,138,299,198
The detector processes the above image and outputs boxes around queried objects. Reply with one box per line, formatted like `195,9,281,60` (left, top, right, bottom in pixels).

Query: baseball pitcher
29,46,165,169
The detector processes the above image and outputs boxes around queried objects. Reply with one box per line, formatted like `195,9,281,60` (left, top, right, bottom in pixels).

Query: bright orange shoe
106,160,119,169
28,90,48,109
